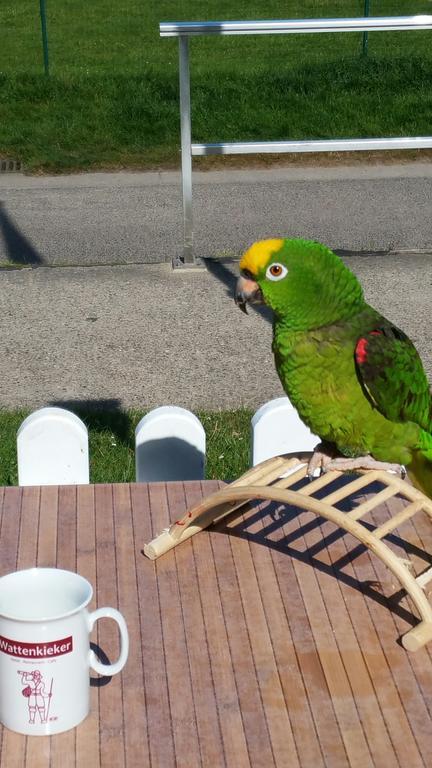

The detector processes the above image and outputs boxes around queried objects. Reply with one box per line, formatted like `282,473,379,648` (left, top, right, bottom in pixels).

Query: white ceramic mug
0,568,129,736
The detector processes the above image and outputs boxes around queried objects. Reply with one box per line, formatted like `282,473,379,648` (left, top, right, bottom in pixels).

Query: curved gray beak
235,275,263,314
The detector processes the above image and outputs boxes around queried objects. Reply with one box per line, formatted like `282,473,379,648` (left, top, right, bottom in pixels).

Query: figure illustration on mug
18,670,53,724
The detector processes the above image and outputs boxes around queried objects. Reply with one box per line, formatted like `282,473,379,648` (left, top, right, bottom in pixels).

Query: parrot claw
307,444,336,479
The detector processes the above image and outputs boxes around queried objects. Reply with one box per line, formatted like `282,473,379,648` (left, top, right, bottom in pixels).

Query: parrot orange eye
266,262,288,281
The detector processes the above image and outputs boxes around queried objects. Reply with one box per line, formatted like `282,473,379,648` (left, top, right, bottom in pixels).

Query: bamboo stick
373,500,424,539
347,485,398,521
415,567,432,590
321,470,382,505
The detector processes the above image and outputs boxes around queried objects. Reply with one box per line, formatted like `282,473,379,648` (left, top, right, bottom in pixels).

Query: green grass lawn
0,408,253,486
1,1,431,171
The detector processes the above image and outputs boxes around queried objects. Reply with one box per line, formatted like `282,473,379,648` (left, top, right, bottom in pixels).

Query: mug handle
87,607,129,676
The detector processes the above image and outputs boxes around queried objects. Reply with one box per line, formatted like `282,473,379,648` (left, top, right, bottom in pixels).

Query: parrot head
235,238,365,330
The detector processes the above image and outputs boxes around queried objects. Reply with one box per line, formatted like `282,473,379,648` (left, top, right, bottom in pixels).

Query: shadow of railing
0,201,44,265
203,256,273,324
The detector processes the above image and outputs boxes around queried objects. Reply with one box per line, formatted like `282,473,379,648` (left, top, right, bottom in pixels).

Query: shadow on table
90,643,112,687
214,473,432,631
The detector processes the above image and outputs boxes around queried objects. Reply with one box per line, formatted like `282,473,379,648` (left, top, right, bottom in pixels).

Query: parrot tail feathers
407,448,432,500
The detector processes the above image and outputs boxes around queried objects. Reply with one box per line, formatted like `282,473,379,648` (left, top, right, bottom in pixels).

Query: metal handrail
160,16,432,36
160,16,432,264
192,138,432,156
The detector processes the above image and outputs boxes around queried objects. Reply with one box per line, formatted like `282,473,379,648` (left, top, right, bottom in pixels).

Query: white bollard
17,407,90,486
251,397,319,466
135,406,206,482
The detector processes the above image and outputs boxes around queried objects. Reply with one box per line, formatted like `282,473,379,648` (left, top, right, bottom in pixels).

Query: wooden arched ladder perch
144,453,432,652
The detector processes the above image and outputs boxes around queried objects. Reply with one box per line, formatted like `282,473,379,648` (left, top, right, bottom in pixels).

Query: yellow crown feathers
239,239,284,276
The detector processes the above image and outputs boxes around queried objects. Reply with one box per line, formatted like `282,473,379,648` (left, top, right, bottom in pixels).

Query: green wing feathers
354,324,432,431
355,323,432,496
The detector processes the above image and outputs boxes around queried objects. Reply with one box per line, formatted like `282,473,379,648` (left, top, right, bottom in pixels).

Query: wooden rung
273,462,308,484
371,472,432,512
416,567,432,589
347,484,398,521
279,468,342,495
231,455,288,487
373,500,424,539
254,462,304,488
273,463,310,488
245,455,309,487
242,456,310,490
321,470,382,505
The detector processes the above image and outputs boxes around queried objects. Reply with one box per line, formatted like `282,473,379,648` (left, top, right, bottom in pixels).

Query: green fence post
362,0,370,56
39,0,50,75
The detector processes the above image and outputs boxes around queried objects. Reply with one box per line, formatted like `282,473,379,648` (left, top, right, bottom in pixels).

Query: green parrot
235,237,432,498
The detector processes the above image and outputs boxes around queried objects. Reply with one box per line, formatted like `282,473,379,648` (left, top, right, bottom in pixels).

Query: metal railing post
362,0,370,56
39,0,50,76
179,36,194,264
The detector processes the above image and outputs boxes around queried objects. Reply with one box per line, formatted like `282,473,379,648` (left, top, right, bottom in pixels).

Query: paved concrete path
0,163,432,266
1,253,431,411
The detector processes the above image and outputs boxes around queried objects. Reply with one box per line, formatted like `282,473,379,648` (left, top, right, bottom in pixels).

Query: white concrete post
135,406,206,482
17,407,89,486
251,397,319,466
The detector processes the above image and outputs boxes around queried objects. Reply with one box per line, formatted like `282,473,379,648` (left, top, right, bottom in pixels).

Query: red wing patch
355,337,369,364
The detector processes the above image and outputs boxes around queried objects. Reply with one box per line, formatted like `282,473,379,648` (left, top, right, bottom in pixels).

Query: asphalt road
1,251,431,411
0,163,432,266
1,162,431,411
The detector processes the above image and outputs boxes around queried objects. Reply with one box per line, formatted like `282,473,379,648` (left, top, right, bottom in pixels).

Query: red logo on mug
0,635,73,658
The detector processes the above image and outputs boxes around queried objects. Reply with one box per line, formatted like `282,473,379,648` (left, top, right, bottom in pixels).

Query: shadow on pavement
203,256,273,324
0,201,44,265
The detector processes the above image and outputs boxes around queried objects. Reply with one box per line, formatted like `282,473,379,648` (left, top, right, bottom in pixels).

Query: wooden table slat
210,522,277,767
0,487,22,574
228,522,301,767
186,482,251,768
368,499,432,764
245,504,329,768
150,482,202,768
274,512,374,768
112,483,149,768
253,510,348,768
298,509,395,766
37,486,58,567
314,498,423,768
17,487,41,571
57,486,78,574
76,484,100,768
130,483,176,768
167,482,227,768
95,485,126,768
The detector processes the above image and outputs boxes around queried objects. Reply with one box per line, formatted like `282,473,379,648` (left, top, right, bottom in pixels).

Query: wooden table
1,480,432,767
